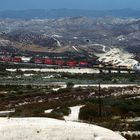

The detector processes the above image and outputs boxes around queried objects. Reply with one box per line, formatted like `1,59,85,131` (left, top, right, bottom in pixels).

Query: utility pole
98,82,102,117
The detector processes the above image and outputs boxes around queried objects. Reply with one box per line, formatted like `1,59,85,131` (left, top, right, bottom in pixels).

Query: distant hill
0,9,140,19
0,16,140,56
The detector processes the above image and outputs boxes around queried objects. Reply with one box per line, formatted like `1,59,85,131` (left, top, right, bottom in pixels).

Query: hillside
0,14,140,63
0,17,140,54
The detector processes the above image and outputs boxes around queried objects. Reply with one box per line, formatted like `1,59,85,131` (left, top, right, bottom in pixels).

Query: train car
78,61,88,67
11,57,22,63
0,57,11,62
66,61,77,67
43,58,53,65
0,57,3,61
55,60,64,66
34,58,43,64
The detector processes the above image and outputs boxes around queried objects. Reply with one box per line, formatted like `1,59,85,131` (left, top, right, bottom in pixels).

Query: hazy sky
0,0,140,11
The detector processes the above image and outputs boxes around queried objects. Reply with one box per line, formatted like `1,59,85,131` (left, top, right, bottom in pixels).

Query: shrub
66,82,74,89
26,85,32,89
45,111,64,120
79,103,99,121
124,134,131,140
52,106,71,116
134,121,140,131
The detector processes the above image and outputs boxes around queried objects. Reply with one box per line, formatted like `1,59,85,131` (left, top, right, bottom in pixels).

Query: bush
66,82,74,89
44,106,71,120
26,85,32,89
45,111,64,120
134,121,140,131
79,103,99,121
52,106,71,116
79,102,119,121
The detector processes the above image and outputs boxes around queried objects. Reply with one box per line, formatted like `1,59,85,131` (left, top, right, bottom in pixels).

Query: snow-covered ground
51,84,139,92
0,117,126,140
51,84,139,91
92,43,107,52
52,37,61,47
73,84,139,88
6,69,17,72
72,46,79,52
64,105,83,121
7,68,100,74
126,117,140,122
44,105,83,121
24,74,34,77
0,110,15,116
44,109,53,114
51,34,62,38
98,48,138,67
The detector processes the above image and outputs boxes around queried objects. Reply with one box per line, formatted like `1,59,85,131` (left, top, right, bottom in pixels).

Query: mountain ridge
0,9,140,19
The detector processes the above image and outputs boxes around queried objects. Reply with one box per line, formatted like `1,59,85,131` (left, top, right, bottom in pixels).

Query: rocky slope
97,48,138,66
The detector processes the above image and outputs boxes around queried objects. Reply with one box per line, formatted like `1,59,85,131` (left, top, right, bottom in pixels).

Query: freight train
33,58,90,67
0,55,140,72
0,56,92,67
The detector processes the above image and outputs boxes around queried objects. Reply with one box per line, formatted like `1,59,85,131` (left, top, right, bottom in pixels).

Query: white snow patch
72,46,79,52
0,110,15,116
0,117,126,140
24,74,34,77
44,109,53,114
52,37,61,47
51,84,138,91
116,35,126,41
93,44,107,52
43,75,54,79
52,85,66,91
20,68,100,74
6,69,17,72
74,84,138,88
16,75,21,78
102,45,106,52
73,37,78,39
64,105,84,121
51,34,62,38
126,117,140,122
7,76,12,79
